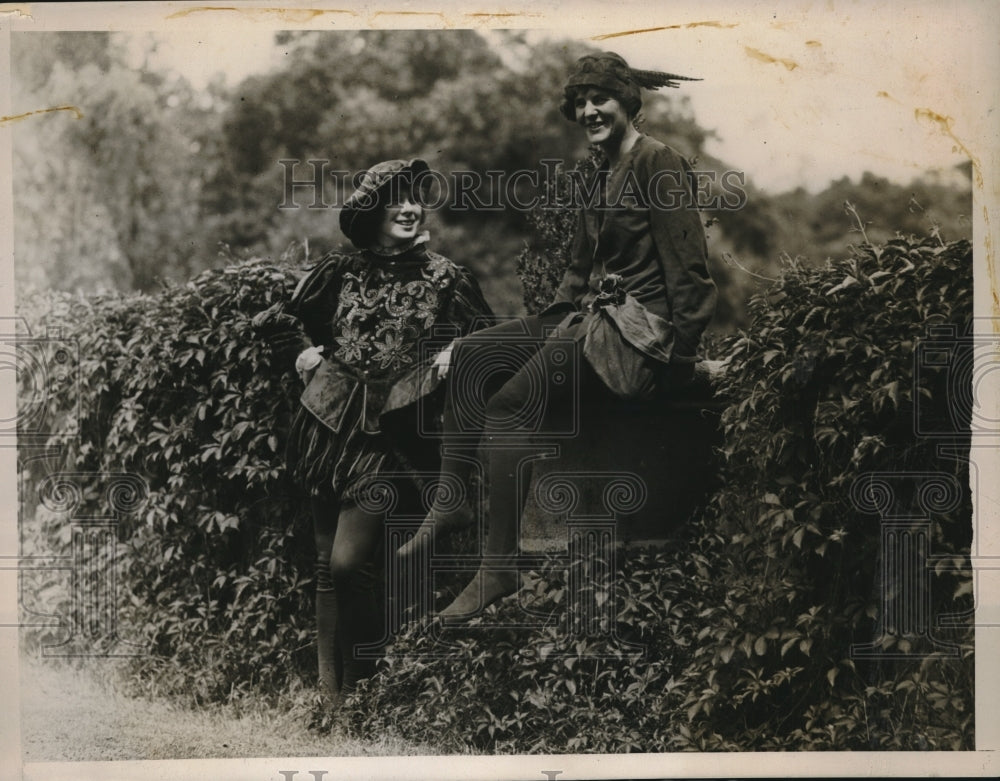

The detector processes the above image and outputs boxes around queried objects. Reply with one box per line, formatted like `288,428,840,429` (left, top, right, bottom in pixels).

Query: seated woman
255,158,492,699
399,52,718,619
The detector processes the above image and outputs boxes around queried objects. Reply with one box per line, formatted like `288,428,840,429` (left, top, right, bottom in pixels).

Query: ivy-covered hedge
19,218,974,750
671,229,974,750
515,153,597,315
19,251,318,703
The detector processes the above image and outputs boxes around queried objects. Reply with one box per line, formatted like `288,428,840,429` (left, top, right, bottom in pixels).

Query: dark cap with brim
339,158,430,248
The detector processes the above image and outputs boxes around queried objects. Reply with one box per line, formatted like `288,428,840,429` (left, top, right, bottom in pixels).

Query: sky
118,0,999,194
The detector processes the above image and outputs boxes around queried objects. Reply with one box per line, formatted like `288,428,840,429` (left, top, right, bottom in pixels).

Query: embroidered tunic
267,243,492,499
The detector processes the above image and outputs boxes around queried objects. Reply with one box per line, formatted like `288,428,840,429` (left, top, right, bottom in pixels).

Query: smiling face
573,87,632,149
374,184,424,249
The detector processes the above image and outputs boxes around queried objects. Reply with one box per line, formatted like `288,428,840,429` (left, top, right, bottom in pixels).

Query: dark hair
342,201,385,250
558,84,642,123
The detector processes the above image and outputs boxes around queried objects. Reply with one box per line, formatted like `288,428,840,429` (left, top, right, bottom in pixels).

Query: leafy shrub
18,206,974,751
341,216,974,751
18,251,318,704
332,546,688,752
514,152,597,315
672,217,974,750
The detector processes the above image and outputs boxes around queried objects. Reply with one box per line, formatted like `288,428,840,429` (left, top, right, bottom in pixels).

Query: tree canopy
12,30,971,324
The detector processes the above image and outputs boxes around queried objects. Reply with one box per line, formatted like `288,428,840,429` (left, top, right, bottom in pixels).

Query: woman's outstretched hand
295,345,325,385
432,341,455,380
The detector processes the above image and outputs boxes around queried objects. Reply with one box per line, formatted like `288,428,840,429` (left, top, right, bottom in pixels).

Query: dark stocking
439,324,585,619
330,503,386,694
398,315,561,561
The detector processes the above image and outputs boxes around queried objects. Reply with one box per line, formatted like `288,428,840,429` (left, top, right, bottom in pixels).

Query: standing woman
400,52,717,618
255,159,492,699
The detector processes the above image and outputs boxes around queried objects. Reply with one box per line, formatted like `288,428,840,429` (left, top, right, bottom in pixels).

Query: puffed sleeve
252,252,352,362
443,265,495,337
644,144,717,360
285,252,352,346
251,301,310,362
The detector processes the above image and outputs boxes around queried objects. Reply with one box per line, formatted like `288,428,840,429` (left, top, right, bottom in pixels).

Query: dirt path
19,657,431,762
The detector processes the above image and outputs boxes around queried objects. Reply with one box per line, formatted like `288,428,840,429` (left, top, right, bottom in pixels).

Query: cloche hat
559,51,701,121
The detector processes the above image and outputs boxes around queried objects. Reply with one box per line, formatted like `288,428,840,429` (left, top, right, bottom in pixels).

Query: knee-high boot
315,559,342,703
335,561,386,694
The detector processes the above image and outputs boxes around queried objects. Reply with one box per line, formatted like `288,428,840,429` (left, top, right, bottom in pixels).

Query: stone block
520,360,726,551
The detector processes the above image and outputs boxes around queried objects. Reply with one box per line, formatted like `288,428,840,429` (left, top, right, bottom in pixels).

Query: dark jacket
546,135,717,397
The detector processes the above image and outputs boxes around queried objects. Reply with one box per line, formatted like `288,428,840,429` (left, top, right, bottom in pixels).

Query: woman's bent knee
329,549,364,581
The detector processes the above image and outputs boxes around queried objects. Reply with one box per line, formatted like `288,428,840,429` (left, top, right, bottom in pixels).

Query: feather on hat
560,51,700,121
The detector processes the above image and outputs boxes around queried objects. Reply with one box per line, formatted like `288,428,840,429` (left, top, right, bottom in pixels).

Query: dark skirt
286,398,402,502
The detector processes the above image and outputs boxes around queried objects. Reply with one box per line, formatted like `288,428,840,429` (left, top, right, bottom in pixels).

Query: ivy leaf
826,275,859,295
